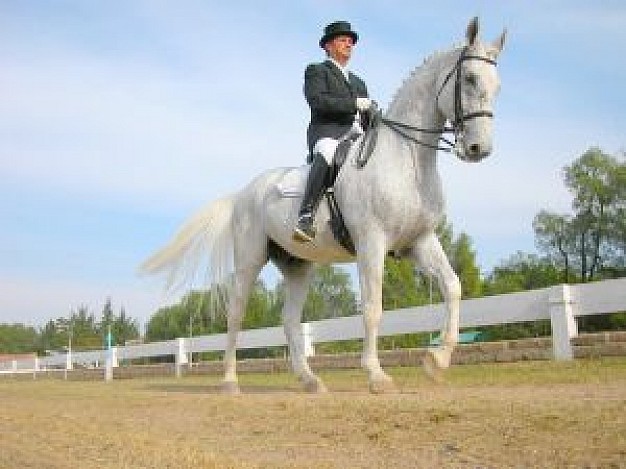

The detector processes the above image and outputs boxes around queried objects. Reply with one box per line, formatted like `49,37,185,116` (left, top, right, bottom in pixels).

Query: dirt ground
1,358,625,469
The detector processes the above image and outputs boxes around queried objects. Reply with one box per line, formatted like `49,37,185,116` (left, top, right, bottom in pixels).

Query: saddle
278,111,383,255
276,165,355,254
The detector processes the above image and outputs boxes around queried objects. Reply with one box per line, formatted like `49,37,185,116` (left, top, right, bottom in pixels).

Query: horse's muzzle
456,140,492,162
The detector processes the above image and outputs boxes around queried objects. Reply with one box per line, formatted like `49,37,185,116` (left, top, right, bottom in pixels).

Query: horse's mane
388,44,463,111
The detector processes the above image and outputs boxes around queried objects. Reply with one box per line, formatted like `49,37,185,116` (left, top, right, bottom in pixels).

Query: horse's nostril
469,143,481,155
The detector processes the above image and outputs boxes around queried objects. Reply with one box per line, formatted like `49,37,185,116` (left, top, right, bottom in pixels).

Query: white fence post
105,357,113,382
549,284,578,360
104,346,119,382
111,346,119,368
301,323,315,357
175,338,189,378
65,349,73,371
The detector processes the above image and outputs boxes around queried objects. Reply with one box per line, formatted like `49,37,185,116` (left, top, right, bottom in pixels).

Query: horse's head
436,17,506,162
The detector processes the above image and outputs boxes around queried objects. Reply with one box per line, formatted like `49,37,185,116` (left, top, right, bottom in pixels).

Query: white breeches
313,120,364,165
313,138,340,165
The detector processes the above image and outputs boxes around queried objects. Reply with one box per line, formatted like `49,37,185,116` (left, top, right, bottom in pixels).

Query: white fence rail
2,278,625,378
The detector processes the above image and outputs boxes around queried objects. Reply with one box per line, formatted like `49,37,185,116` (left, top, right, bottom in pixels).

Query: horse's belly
264,192,355,263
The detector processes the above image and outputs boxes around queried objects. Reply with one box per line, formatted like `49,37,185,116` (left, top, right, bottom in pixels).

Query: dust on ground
1,358,625,469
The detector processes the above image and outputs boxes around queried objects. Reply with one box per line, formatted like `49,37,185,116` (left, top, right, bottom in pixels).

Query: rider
292,21,373,243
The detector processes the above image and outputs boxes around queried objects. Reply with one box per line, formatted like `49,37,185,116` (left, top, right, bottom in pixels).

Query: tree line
1,147,624,355
0,299,139,356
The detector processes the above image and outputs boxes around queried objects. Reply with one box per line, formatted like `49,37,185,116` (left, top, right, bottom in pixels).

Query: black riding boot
293,153,331,243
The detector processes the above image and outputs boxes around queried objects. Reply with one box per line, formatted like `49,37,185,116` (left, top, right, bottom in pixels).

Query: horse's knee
443,275,462,303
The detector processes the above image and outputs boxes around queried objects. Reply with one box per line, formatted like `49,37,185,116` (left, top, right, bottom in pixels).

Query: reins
380,117,456,152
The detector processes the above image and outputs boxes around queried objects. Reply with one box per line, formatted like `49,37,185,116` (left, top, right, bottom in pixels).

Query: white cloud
0,47,309,212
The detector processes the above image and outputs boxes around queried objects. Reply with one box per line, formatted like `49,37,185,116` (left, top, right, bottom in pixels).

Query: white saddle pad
275,166,309,198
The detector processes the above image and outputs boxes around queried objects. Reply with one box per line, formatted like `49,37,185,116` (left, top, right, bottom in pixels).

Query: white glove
347,121,364,139
355,97,372,112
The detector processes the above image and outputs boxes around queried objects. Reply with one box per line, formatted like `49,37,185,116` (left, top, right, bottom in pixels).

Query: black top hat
319,21,359,48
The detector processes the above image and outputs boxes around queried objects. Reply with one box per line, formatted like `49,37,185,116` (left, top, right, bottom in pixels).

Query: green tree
68,306,101,350
39,319,68,354
145,280,281,342
484,251,562,295
37,308,100,353
99,299,140,346
0,324,39,354
304,265,357,321
383,258,423,310
533,210,572,282
101,298,114,329
111,307,140,346
243,280,282,329
450,232,482,298
0,300,141,356
146,289,229,342
145,305,185,341
534,148,626,282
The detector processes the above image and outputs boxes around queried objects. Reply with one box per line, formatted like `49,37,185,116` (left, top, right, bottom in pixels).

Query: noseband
379,47,497,153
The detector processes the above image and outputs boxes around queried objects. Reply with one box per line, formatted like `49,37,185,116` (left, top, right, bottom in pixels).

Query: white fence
2,278,625,379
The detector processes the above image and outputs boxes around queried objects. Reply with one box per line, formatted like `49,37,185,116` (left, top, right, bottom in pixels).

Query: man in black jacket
292,21,373,243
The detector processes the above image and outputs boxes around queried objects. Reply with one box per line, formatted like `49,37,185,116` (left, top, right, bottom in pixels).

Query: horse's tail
139,195,236,294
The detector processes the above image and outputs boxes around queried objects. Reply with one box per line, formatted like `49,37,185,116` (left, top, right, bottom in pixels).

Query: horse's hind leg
410,232,461,380
221,264,262,394
277,259,327,393
221,225,266,394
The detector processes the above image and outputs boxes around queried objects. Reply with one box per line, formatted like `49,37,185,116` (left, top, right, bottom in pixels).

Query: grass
1,358,625,468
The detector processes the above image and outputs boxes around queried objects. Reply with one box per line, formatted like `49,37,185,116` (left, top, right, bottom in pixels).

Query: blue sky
1,1,625,328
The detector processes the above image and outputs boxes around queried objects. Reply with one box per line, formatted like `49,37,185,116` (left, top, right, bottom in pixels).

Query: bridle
379,46,498,153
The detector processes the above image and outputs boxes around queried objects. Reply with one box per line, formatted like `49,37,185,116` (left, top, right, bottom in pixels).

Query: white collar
329,58,350,81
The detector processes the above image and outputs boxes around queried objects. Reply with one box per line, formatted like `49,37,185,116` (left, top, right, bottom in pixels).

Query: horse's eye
465,74,477,86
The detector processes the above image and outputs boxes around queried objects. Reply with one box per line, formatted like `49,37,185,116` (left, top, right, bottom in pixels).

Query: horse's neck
381,52,451,174
386,51,452,143
387,72,437,127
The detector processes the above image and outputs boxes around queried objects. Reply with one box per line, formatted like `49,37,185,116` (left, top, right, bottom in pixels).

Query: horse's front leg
357,239,396,394
411,232,462,380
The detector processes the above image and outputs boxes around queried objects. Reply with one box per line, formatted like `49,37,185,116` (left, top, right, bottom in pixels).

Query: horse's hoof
369,374,398,394
302,377,328,394
422,351,446,384
220,380,241,395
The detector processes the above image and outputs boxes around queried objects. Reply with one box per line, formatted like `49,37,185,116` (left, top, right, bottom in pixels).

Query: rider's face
325,35,354,66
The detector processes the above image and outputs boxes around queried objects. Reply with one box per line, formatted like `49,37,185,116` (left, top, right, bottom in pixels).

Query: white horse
141,18,506,393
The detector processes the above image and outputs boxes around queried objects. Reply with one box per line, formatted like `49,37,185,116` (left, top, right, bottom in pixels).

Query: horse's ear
489,29,507,58
466,17,479,45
